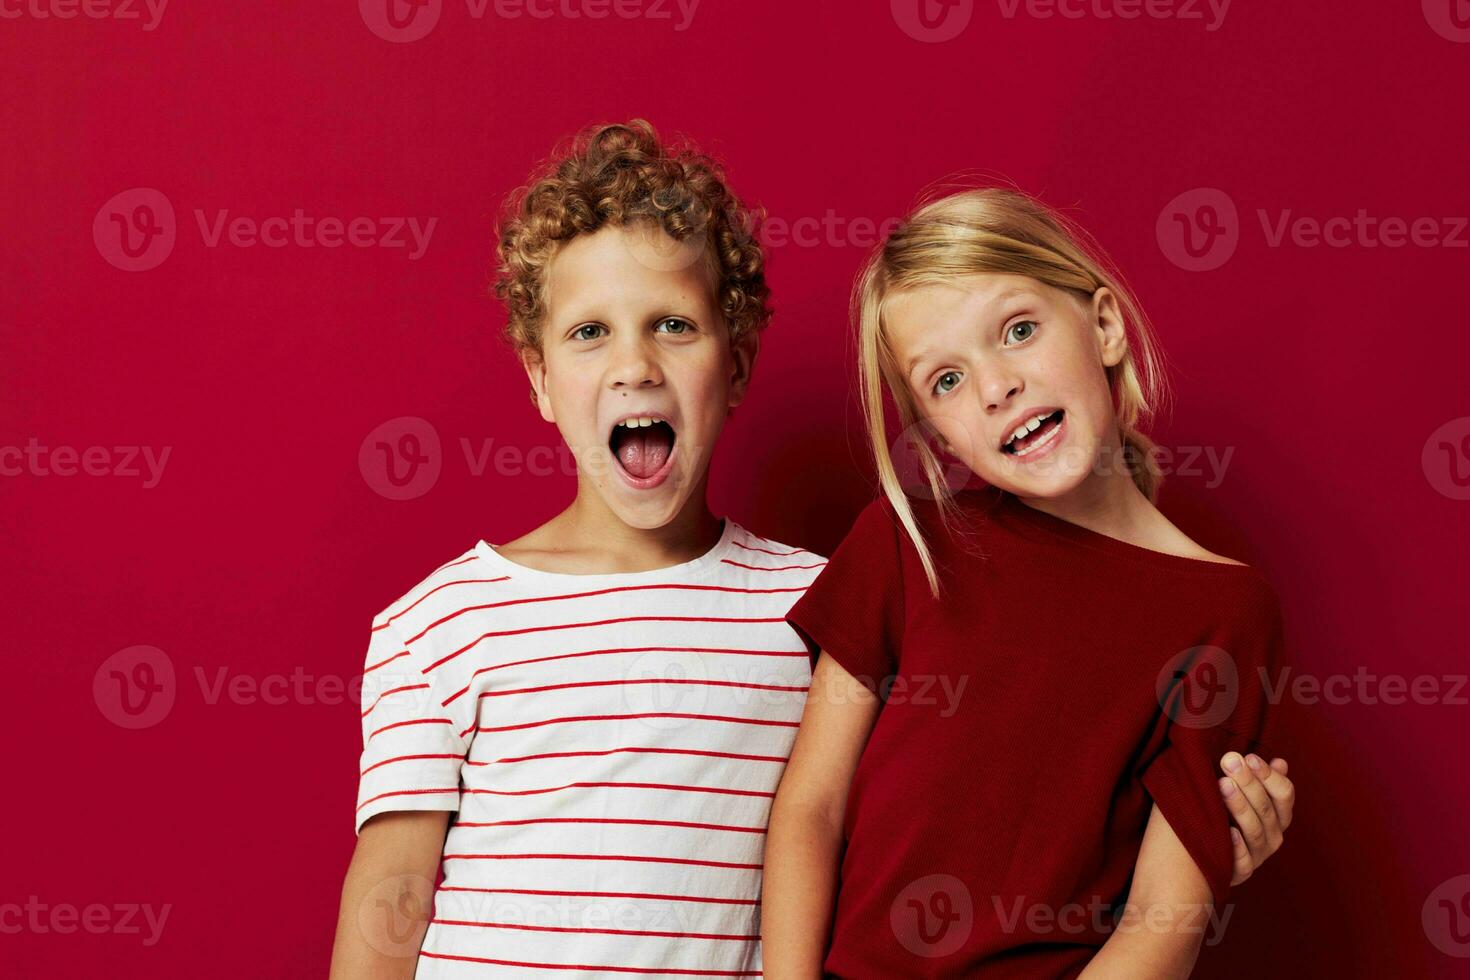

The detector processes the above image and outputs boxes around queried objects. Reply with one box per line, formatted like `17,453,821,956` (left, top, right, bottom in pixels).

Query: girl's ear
1092,287,1129,368
521,350,556,424
727,329,760,411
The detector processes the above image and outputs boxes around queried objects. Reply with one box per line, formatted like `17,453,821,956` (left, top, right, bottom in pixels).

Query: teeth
618,416,662,428
1012,417,1064,457
1005,411,1057,447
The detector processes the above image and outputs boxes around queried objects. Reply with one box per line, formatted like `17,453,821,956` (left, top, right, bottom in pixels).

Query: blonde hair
854,185,1171,597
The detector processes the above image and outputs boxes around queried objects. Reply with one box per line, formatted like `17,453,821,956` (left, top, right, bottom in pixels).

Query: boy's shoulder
724,521,829,567
372,542,491,636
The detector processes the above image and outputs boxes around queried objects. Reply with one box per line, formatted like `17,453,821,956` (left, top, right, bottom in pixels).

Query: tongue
617,426,673,479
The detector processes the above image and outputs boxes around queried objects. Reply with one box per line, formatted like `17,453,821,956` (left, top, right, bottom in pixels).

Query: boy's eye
654,317,693,335
1005,320,1038,344
572,324,606,341
933,371,962,396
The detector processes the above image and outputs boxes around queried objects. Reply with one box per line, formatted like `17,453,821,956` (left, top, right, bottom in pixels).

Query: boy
329,121,1295,978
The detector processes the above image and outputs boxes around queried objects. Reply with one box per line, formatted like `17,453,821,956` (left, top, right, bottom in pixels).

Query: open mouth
609,415,678,484
1001,409,1065,458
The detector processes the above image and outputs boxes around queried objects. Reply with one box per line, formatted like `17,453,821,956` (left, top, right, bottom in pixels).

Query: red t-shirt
784,487,1285,978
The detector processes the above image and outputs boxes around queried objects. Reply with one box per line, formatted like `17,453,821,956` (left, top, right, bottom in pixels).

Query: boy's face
883,272,1128,500
524,223,758,530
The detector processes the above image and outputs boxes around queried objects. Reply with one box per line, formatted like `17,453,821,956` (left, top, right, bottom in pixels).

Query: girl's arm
762,651,883,980
1078,805,1214,980
329,810,450,979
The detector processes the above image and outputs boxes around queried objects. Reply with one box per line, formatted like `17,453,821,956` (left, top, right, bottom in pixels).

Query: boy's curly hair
493,120,771,361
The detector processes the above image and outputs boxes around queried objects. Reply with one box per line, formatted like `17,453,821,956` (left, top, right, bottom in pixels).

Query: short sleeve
1140,578,1287,909
354,615,474,834
785,498,908,695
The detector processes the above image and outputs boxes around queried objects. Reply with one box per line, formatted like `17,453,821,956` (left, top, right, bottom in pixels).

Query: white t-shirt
355,517,826,978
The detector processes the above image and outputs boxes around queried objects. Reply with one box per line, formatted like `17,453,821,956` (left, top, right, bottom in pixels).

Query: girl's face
884,272,1130,500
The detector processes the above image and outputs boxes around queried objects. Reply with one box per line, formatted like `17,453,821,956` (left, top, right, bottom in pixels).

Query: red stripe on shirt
451,817,767,834
444,646,809,704
406,582,807,644
418,950,761,976
440,852,763,870
720,558,828,571
461,780,774,799
463,711,802,738
425,617,789,673
437,886,759,906
430,917,759,940
468,746,788,766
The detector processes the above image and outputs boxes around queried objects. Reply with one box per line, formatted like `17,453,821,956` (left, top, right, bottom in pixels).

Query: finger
1229,827,1253,887
1234,753,1285,848
1220,753,1281,859
1256,757,1297,831
1219,772,1267,869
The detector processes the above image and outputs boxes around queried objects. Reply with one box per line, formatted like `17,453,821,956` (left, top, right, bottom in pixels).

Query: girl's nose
982,373,1023,412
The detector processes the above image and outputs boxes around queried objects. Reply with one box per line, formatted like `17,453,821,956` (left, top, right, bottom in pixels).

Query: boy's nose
608,340,663,389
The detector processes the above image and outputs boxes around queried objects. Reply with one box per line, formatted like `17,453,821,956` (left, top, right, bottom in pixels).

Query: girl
763,188,1293,978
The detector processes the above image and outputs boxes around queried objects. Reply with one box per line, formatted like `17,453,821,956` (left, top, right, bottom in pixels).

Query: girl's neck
1011,470,1156,543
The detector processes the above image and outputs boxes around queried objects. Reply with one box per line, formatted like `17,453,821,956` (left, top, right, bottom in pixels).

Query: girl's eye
572,324,606,342
654,317,693,335
933,371,962,396
1005,320,1038,344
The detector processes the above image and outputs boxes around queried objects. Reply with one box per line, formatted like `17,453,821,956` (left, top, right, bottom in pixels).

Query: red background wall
3,0,1467,975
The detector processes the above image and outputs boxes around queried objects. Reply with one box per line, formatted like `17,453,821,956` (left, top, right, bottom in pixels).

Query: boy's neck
544,481,725,575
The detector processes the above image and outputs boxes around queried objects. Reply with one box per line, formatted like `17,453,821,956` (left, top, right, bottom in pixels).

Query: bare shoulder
1150,510,1249,566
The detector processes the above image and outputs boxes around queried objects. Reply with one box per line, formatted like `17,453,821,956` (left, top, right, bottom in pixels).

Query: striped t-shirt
355,517,826,978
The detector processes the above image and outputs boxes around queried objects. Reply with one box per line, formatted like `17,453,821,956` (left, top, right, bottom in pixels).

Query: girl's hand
1218,753,1296,885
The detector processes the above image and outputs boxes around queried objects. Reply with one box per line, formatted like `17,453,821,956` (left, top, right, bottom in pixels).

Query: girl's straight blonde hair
854,185,1171,597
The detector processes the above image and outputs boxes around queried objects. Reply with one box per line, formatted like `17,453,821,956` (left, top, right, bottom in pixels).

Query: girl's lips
613,441,677,490
1003,414,1067,465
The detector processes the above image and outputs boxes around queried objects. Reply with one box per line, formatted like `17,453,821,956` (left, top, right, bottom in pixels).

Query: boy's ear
727,329,760,411
520,349,556,424
1092,287,1129,368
